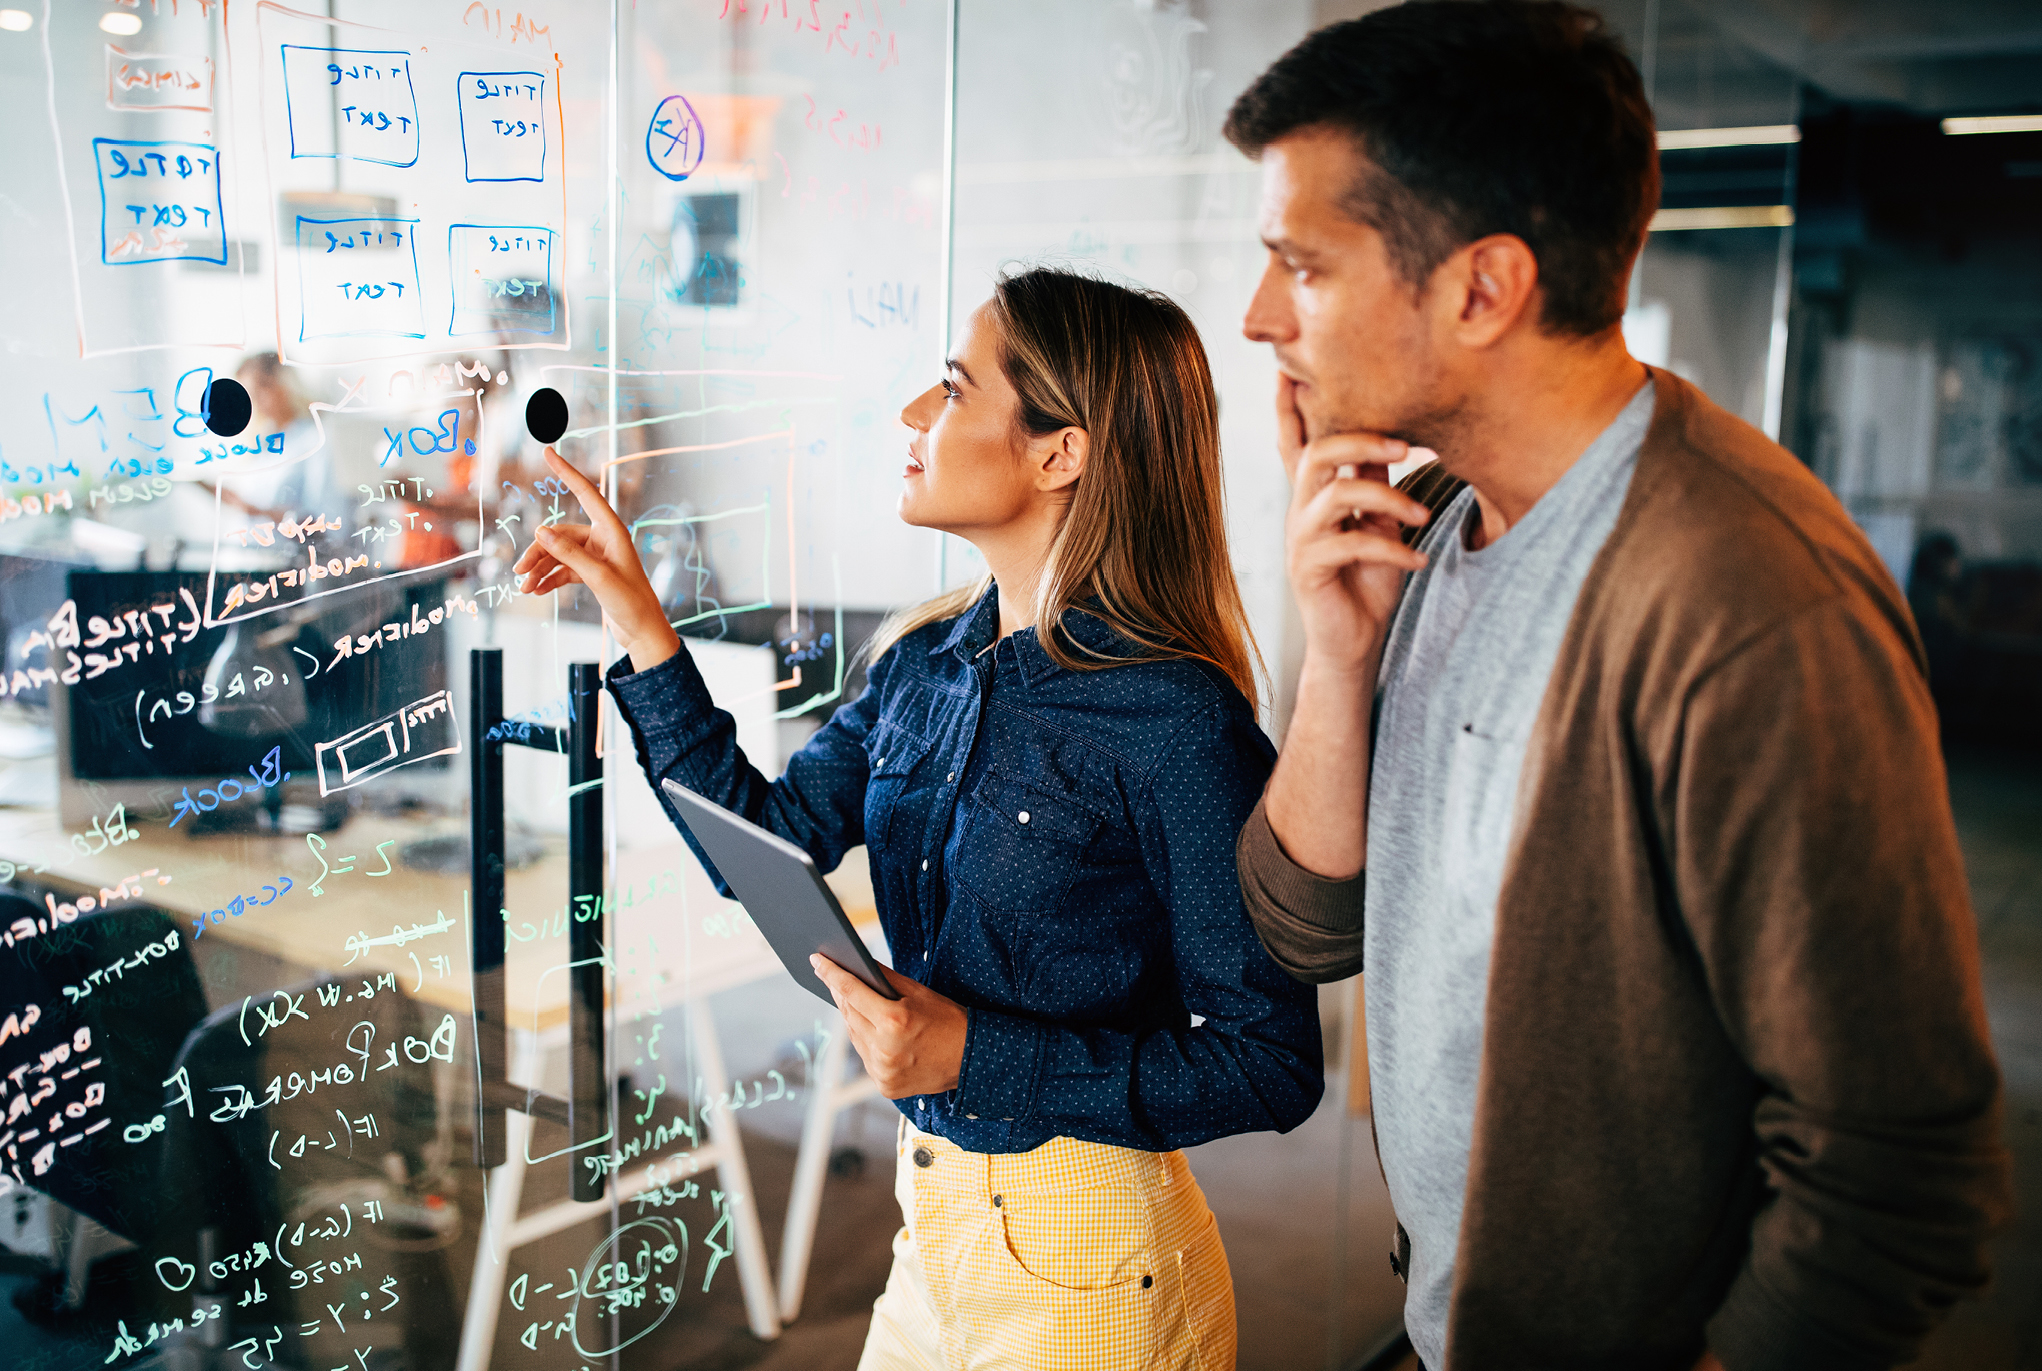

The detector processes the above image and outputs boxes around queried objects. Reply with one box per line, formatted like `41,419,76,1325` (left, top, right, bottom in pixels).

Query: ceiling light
1942,114,2042,136
99,11,142,34
0,10,33,31
1649,205,1795,232
1657,125,1800,151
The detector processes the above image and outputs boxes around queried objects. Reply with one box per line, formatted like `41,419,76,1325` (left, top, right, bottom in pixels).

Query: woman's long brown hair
866,267,1263,705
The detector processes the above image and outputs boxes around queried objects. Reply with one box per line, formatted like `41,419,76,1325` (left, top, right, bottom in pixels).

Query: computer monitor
42,565,450,826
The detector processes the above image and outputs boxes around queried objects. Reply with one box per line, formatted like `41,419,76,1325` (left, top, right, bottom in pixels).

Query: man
1224,4,2011,1368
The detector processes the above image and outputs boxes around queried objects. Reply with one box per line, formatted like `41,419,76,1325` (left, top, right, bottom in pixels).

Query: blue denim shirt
607,587,1323,1154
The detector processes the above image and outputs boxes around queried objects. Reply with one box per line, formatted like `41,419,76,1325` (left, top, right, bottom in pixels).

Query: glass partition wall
0,3,1809,1370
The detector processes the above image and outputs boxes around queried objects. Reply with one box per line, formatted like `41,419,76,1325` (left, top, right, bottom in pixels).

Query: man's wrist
1298,641,1384,690
1266,642,1379,881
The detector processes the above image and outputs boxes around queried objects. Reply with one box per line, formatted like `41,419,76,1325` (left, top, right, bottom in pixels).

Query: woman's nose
901,383,941,431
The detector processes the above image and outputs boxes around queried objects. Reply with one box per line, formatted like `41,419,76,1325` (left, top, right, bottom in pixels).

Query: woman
516,267,1322,1369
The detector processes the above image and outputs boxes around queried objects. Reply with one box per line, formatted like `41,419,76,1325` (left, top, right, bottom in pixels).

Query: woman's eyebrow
946,358,976,388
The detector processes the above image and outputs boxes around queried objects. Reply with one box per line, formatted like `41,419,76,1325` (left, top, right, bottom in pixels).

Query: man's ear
1434,233,1540,349
1032,426,1088,494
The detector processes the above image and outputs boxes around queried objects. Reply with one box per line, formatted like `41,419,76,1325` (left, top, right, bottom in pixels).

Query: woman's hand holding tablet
809,955,968,1100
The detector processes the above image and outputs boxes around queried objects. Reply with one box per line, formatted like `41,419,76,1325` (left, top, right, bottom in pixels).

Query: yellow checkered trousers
857,1120,1236,1371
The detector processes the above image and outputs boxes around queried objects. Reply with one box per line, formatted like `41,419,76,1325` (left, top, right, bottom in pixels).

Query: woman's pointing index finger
541,446,629,533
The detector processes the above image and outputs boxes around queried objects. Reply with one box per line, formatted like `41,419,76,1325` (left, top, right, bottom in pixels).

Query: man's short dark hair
1224,0,1659,337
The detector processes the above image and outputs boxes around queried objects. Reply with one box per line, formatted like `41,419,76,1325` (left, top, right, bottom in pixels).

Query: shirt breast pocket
864,722,931,855
1440,722,1530,918
955,769,1101,913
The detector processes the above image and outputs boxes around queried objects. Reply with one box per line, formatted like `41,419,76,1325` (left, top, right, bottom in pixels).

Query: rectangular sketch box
92,138,227,266
296,217,425,341
457,71,547,182
448,225,555,336
282,46,419,168
315,689,460,795
105,46,213,112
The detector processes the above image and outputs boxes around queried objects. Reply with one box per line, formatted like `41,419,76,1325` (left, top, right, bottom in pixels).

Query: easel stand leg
456,1028,541,1371
778,1008,855,1322
688,996,782,1340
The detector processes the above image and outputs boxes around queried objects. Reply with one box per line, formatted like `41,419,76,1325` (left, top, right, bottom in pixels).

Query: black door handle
468,648,609,1201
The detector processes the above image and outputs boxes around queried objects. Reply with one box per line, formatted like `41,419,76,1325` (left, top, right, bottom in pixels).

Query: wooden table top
0,804,879,1032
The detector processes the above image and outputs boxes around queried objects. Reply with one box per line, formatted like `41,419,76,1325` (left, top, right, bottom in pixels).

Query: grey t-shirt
1366,380,1654,1368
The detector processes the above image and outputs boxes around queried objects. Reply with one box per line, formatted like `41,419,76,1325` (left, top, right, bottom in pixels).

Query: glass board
0,2,947,1368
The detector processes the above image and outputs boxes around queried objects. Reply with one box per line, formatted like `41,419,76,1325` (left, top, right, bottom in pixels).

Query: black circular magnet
525,387,569,445
203,377,253,437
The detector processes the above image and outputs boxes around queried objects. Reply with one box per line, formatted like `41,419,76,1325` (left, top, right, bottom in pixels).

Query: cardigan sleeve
1676,596,2013,1371
1235,797,1369,984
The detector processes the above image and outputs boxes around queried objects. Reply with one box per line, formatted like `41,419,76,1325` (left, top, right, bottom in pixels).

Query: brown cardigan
1237,373,2011,1371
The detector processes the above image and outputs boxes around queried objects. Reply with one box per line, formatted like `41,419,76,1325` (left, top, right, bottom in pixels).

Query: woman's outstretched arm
515,447,880,879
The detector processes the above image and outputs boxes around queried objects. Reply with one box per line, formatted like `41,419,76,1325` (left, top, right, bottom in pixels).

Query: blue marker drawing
281,46,420,168
295,217,425,342
458,71,547,183
92,139,226,266
645,94,705,182
448,225,556,336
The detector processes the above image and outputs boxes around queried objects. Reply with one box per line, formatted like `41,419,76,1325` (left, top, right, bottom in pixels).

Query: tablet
660,778,901,1004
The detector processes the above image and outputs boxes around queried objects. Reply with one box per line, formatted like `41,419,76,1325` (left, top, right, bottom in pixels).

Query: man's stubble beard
1310,340,1470,462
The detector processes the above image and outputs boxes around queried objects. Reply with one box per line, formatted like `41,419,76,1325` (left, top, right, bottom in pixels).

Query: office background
0,1,2037,1368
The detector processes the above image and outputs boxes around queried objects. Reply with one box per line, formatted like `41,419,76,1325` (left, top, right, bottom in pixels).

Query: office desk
0,803,885,1352
0,805,877,1024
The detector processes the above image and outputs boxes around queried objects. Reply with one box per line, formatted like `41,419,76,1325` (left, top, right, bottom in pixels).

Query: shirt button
1017,810,1030,824
921,859,929,871
912,1146,933,1168
946,771,956,782
875,756,886,768
922,950,930,961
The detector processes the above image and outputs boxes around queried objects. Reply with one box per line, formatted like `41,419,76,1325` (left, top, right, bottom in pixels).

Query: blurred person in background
392,385,482,569
214,352,336,523
1225,3,2012,1368
1908,530,1969,726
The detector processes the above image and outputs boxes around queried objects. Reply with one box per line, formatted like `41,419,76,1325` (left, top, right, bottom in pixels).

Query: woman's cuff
604,647,710,743
952,1007,1045,1124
